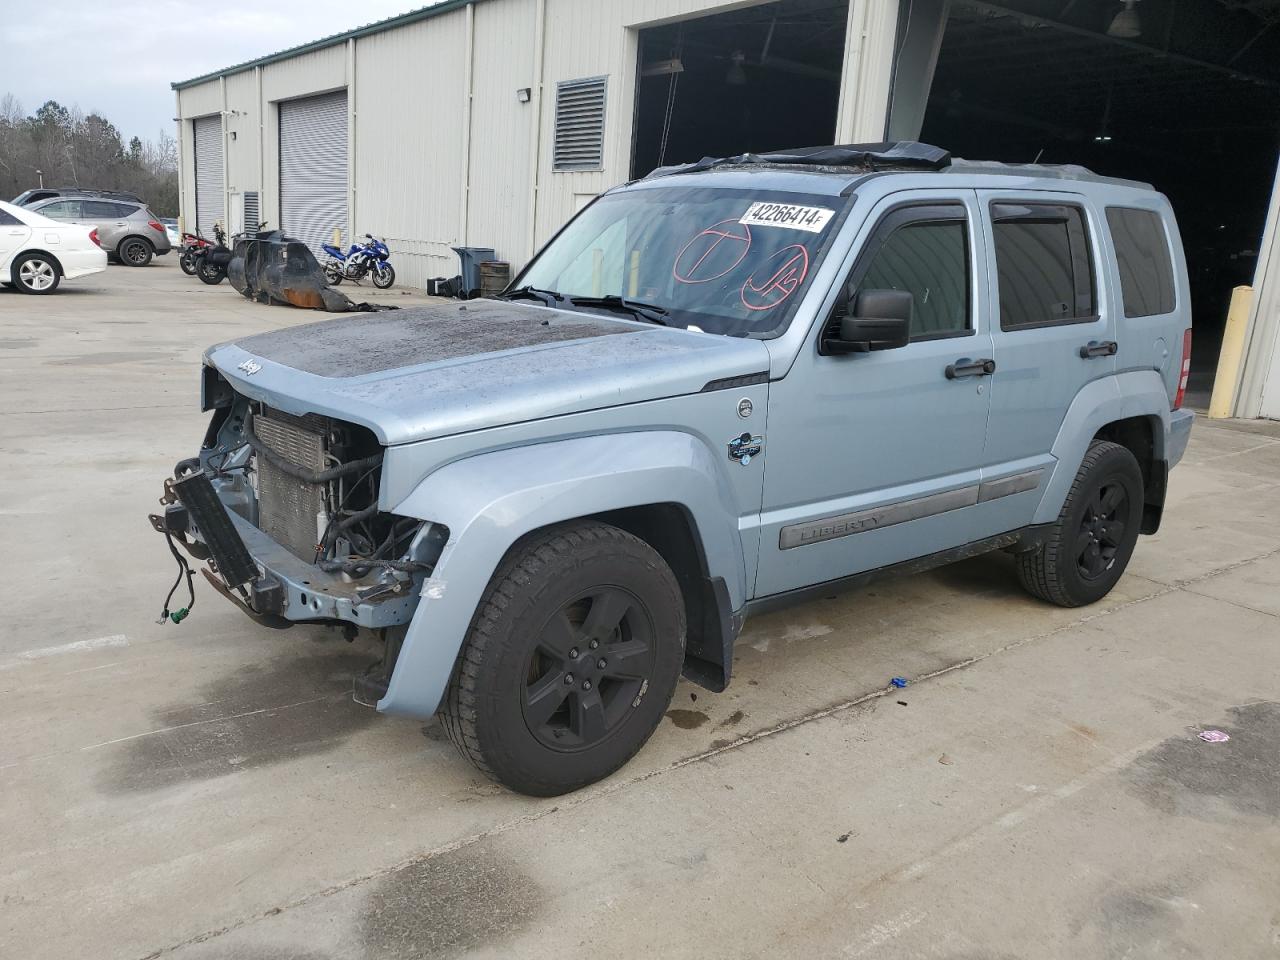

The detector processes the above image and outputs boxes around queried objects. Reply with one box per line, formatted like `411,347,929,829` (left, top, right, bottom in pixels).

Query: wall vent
243,191,260,234
553,77,607,172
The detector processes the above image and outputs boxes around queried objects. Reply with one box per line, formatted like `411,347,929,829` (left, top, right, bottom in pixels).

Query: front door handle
1080,340,1118,359
945,357,996,380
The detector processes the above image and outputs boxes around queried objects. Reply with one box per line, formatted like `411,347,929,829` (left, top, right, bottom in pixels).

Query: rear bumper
59,248,107,280
1167,408,1195,469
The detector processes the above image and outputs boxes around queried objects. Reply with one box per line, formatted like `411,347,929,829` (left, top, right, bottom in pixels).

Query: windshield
514,184,848,337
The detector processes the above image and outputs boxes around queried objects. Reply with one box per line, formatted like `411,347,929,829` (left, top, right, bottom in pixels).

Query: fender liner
1034,370,1172,526
377,431,750,719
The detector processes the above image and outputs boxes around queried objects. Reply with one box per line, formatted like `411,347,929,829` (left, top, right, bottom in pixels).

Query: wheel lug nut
569,647,579,658
564,673,574,685
589,639,599,650
597,658,607,669
582,680,592,691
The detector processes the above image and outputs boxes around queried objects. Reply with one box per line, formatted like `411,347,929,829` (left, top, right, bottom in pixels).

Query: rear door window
1106,207,1176,317
991,203,1096,329
84,200,125,218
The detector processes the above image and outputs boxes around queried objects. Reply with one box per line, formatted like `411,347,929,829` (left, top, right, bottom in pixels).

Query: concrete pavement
1,258,1278,959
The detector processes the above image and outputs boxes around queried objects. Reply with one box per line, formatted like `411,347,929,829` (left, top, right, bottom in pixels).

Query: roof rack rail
643,141,951,179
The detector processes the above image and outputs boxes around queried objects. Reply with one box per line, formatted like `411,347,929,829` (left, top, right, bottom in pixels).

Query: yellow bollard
1208,285,1254,419
332,226,343,248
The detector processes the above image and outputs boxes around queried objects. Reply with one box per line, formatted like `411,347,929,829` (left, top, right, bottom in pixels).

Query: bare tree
0,94,178,215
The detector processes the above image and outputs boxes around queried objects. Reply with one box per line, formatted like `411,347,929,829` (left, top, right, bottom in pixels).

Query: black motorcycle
198,222,267,285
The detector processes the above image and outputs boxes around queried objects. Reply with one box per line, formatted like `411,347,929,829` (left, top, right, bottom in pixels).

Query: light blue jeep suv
153,142,1194,795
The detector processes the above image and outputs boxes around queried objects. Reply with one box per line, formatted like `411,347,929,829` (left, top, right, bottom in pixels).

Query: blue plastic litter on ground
890,677,909,688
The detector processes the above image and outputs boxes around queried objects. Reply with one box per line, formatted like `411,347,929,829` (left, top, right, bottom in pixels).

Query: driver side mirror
824,289,913,354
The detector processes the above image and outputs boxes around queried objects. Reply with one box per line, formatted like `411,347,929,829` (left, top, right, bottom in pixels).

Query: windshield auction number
739,202,834,233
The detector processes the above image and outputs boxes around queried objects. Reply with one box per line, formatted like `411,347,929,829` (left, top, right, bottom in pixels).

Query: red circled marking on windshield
672,219,753,284
740,244,810,311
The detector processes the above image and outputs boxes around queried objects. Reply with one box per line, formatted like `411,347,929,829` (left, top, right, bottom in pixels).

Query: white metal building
174,0,1280,418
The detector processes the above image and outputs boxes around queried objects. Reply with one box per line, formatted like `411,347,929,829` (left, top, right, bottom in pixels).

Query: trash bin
479,260,511,298
452,246,496,299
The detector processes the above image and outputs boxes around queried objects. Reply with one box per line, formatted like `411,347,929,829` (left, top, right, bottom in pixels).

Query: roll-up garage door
193,115,224,238
279,91,348,255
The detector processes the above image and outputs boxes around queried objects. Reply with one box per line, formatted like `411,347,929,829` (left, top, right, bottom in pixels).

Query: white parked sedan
0,199,107,294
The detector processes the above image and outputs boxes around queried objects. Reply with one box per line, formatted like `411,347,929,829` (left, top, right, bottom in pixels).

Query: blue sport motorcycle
321,234,395,289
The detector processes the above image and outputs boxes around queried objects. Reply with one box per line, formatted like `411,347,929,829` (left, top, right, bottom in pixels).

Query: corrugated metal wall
354,13,469,286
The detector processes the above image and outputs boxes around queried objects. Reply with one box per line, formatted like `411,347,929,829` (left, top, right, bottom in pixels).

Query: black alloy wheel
1076,480,1129,581
521,587,657,752
119,237,153,267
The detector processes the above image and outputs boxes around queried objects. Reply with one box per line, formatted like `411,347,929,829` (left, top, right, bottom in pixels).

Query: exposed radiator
253,410,328,561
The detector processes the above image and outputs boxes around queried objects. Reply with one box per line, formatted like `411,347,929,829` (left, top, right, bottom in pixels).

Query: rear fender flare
379,431,747,718
1034,370,1171,525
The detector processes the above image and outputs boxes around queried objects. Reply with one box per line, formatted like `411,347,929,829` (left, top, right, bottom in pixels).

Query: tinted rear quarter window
84,200,124,218
0,209,19,226
1106,207,1176,317
992,203,1095,329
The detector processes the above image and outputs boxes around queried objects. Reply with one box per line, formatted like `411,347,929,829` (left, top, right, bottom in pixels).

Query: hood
208,299,771,445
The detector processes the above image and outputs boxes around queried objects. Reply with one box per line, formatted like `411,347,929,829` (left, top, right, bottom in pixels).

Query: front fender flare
378,431,748,719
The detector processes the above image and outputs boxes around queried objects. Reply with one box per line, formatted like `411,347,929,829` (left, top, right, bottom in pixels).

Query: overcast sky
0,0,425,142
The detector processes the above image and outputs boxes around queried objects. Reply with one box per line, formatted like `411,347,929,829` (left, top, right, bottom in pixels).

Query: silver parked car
29,197,171,266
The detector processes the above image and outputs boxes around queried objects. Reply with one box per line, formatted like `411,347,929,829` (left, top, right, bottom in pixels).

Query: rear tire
179,248,199,275
197,260,226,285
1016,440,1144,607
12,252,60,294
323,262,343,285
118,237,153,267
440,521,685,796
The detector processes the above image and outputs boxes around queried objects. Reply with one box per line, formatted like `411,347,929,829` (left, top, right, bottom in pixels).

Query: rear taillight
1174,328,1193,409
89,228,99,247
147,219,164,233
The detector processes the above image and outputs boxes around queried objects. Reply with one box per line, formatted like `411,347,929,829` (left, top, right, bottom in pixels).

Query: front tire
118,237,153,267
197,260,226,285
372,262,395,289
440,521,686,796
12,252,60,294
1016,440,1144,607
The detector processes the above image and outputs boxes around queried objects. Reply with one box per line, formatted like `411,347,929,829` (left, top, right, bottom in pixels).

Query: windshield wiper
567,295,670,326
499,285,565,307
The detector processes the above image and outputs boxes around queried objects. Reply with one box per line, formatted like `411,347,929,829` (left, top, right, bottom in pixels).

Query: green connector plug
170,607,190,624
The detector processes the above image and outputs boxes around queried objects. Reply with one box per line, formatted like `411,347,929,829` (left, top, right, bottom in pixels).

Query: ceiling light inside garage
1107,0,1142,39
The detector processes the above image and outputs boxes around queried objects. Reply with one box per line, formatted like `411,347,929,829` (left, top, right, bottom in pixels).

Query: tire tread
1016,439,1132,607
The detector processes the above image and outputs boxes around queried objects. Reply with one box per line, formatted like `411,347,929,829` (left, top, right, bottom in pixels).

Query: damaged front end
149,366,446,703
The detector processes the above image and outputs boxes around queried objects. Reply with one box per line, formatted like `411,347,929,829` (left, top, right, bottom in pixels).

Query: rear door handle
1080,340,1118,358
945,357,996,380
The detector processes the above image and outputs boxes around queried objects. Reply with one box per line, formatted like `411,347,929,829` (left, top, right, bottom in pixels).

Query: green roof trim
171,0,474,90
